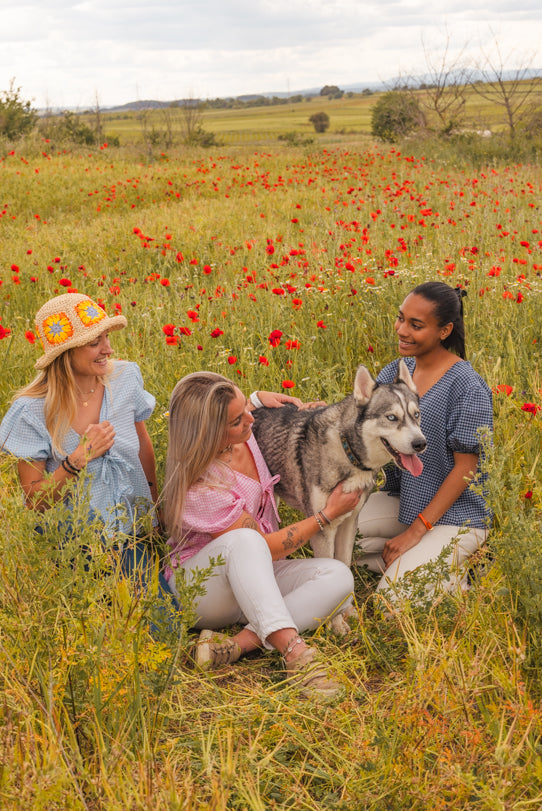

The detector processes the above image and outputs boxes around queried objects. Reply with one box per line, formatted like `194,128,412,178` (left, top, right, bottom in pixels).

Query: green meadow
0,124,542,808
78,81,542,147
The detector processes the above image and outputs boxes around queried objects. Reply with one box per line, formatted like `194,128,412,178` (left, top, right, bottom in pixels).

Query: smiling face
223,387,254,447
394,293,453,359
69,330,112,382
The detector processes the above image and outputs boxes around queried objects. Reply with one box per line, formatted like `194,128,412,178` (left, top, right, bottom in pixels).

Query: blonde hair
163,372,238,543
14,350,113,456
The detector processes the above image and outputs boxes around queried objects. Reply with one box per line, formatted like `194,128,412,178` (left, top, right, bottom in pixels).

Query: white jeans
167,529,354,648
355,491,488,597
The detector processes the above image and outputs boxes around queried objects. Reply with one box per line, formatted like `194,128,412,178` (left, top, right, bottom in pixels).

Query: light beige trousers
355,491,488,597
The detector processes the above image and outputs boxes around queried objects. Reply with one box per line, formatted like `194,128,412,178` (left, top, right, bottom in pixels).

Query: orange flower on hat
42,312,74,345
75,299,107,326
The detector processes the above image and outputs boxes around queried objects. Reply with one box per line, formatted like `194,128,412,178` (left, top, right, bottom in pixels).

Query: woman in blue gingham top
0,293,176,622
356,281,493,599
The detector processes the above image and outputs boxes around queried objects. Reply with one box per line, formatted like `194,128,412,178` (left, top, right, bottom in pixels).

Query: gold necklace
77,382,98,407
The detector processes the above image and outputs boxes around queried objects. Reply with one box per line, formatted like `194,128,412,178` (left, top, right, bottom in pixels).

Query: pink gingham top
166,434,280,575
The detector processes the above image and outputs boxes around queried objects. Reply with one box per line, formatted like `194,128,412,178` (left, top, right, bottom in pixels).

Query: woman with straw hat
0,292,176,614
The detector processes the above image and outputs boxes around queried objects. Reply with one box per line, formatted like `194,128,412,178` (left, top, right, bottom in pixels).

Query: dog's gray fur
252,360,427,566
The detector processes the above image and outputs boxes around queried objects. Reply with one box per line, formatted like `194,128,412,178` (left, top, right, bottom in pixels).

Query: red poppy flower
175,252,184,262
203,265,212,275
494,384,513,395
210,328,224,338
227,356,237,364
165,336,178,346
525,491,533,499
521,403,540,415
162,324,176,337
160,278,171,287
268,329,283,347
11,264,19,272
0,323,11,339
317,321,326,329
25,331,36,344
179,326,192,336
59,278,72,287
282,380,295,389
259,356,269,366
292,298,302,310
285,339,300,350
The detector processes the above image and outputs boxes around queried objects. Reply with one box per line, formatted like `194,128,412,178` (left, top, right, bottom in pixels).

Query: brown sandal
194,630,242,671
284,647,343,700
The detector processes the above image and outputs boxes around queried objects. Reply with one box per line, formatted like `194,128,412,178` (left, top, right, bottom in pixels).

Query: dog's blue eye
387,414,397,421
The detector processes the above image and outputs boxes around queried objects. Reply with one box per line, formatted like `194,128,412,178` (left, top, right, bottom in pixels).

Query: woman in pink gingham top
163,372,359,699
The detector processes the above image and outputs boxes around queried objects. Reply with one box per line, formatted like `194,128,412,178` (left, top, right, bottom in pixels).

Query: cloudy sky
1,0,541,108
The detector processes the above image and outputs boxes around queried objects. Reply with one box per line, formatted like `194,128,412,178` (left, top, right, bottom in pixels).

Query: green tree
0,79,38,140
320,85,343,99
309,111,330,133
371,91,424,142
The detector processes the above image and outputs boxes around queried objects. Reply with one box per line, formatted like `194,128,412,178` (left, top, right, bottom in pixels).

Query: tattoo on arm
241,515,259,531
281,526,299,553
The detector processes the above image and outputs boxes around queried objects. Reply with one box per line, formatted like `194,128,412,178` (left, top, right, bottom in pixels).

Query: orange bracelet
417,512,433,531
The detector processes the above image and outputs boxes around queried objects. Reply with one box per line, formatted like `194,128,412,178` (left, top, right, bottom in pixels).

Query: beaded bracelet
314,512,325,531
61,456,81,476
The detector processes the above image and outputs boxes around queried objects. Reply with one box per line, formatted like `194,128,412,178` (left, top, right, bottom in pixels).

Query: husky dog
251,360,426,567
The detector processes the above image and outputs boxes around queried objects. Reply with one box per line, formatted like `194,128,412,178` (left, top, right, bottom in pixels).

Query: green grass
0,136,542,808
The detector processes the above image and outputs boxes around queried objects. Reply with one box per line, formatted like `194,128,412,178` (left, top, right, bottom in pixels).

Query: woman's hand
324,481,364,521
382,526,424,568
256,391,304,409
253,391,327,410
71,420,116,467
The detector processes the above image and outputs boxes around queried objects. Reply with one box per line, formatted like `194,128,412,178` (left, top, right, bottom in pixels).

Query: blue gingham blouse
377,358,493,528
0,361,155,535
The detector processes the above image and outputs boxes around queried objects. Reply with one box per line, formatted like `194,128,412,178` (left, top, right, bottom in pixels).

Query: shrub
309,111,330,133
371,90,424,142
0,80,38,140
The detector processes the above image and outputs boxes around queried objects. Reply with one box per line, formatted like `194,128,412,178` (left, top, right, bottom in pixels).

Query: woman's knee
314,558,355,598
224,528,270,558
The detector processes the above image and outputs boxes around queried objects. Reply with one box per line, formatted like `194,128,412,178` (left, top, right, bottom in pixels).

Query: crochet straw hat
34,293,127,370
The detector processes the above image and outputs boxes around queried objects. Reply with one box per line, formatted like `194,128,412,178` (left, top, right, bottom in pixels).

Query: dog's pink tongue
400,453,424,477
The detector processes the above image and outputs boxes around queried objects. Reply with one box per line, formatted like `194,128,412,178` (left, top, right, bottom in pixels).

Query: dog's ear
353,365,377,405
395,359,418,394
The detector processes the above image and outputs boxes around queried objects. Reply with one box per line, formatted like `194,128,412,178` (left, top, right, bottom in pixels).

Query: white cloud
0,0,541,107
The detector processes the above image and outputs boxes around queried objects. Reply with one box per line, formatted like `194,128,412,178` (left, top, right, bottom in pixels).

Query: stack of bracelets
61,455,82,476
314,509,332,531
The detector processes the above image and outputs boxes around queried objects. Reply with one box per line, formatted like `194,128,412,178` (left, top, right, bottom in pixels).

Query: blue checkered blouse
0,361,155,535
377,358,493,528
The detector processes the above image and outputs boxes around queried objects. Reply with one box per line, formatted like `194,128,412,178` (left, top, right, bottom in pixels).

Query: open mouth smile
381,438,424,477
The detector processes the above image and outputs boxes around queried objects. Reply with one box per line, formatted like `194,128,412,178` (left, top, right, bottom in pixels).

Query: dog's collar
340,435,372,471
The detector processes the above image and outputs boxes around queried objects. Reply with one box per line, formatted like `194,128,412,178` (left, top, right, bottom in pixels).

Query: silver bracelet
283,634,303,657
250,391,264,409
314,512,325,531
319,510,331,525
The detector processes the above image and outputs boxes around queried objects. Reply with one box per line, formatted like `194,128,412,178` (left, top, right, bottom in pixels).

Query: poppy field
1,136,542,809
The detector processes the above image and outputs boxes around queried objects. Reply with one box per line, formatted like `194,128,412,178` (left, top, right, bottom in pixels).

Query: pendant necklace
77,383,97,407
219,443,233,463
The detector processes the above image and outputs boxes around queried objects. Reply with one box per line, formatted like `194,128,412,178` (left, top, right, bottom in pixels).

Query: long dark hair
412,281,467,359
